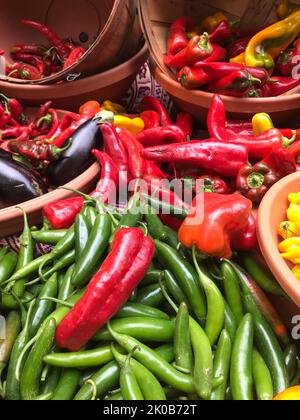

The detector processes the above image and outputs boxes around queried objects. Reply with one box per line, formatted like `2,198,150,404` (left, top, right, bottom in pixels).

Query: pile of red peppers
6,19,86,80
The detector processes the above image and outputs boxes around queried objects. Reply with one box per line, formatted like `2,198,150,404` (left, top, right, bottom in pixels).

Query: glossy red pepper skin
118,128,145,179
208,20,231,43
167,16,196,56
141,96,172,127
159,214,182,231
276,39,300,76
164,34,213,70
262,76,300,96
207,95,231,141
43,197,85,229
201,43,228,63
288,140,300,162
52,118,88,147
231,214,258,252
137,125,186,148
63,47,85,70
141,141,248,179
178,66,213,89
91,150,119,203
197,174,228,194
19,64,41,80
208,69,258,97
10,44,46,56
226,119,253,137
175,113,194,140
227,37,251,59
5,98,24,122
56,228,155,351
10,52,46,77
0,126,29,139
140,111,161,129
8,140,67,164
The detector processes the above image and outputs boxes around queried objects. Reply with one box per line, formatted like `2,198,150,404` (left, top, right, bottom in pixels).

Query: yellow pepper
279,236,300,252
292,265,300,280
281,250,300,264
277,0,299,19
287,203,300,230
101,100,126,115
288,192,300,204
113,115,145,135
278,221,299,239
231,11,300,69
202,12,228,32
252,113,274,136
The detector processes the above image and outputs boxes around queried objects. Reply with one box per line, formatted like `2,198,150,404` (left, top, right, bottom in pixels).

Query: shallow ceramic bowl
0,108,100,238
258,172,300,308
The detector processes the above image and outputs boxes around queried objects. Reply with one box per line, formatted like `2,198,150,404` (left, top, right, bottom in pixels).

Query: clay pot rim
258,172,300,308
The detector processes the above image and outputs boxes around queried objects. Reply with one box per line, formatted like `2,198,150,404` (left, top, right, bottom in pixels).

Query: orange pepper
274,386,300,400
79,101,101,118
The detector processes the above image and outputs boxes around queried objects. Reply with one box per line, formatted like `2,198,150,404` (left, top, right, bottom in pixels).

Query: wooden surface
239,0,276,33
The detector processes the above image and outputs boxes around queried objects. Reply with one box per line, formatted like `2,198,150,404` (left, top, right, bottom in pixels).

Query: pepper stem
282,131,297,148
37,113,52,128
198,32,210,50
247,172,265,189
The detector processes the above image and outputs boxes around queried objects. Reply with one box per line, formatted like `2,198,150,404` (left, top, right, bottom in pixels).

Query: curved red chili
91,150,119,203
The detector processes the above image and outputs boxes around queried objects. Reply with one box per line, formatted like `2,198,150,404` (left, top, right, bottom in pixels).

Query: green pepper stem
39,297,74,308
247,172,265,189
282,131,297,148
198,32,209,50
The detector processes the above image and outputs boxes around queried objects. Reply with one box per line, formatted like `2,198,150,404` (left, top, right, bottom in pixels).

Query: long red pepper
208,69,260,97
207,95,232,141
141,141,248,179
140,111,161,129
10,44,46,57
208,20,231,43
176,113,194,139
118,128,146,179
200,43,228,63
178,67,213,89
10,53,45,77
43,197,85,229
167,16,196,56
262,76,300,96
141,96,172,127
56,228,155,351
63,47,85,70
91,150,119,203
136,125,186,147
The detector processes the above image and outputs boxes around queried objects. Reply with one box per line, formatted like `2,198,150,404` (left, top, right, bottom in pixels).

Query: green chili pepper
0,246,8,263
57,265,75,308
41,250,76,282
83,206,98,229
52,369,81,400
116,302,170,320
20,318,56,400
5,254,52,288
221,261,244,325
93,318,175,343
284,344,299,381
44,346,113,369
145,205,167,241
75,213,90,264
140,270,163,287
174,303,193,373
111,345,166,401
31,230,68,245
105,391,123,400
41,367,61,396
28,273,58,338
74,361,120,400
142,193,188,220
155,345,175,364
224,301,237,343
210,330,232,401
231,314,254,401
108,324,195,394
0,252,18,285
164,270,191,310
155,240,206,322
192,247,224,346
240,254,284,297
136,283,164,307
118,347,144,401
72,213,111,288
253,349,274,400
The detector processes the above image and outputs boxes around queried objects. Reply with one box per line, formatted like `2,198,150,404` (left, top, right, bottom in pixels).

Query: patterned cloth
0,62,172,252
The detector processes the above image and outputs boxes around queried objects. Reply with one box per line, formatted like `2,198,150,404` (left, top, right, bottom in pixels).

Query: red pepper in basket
262,76,300,96
10,53,46,77
208,69,261,97
63,47,85,70
276,39,300,76
10,44,46,56
19,64,41,80
141,96,172,127
141,141,248,179
227,37,251,59
178,66,213,89
91,150,119,203
56,228,155,351
231,214,258,252
118,128,145,179
21,19,70,60
236,148,297,203
208,20,232,43
176,113,194,140
140,111,161,129
137,125,186,147
0,126,30,140
201,43,228,63
164,33,213,70
178,192,253,259
8,140,70,164
167,16,196,56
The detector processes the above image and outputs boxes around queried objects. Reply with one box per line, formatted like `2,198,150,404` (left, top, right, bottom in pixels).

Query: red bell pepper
262,76,300,96
141,96,172,127
236,148,297,203
167,16,196,56
56,228,155,351
231,214,258,252
164,33,213,70
141,141,248,179
136,125,186,148
208,20,232,43
178,192,253,259
178,66,213,89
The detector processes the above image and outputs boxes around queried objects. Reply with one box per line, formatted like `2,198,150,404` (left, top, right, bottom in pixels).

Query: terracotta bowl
258,172,300,308
153,66,300,126
0,43,148,111
0,108,100,238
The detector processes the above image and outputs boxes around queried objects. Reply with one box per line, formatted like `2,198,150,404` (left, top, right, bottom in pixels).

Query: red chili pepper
52,118,85,147
167,16,196,56
10,44,46,56
44,112,79,141
262,76,300,96
140,111,161,129
201,43,228,63
236,147,296,203
0,126,30,140
159,214,182,231
287,140,300,163
43,197,85,229
91,150,119,203
136,125,186,148
226,119,253,137
56,228,155,351
207,95,232,141
209,69,262,97
37,109,60,140
141,141,248,179
6,62,24,78
19,64,41,80
208,20,232,43
63,47,85,70
10,53,45,77
8,140,70,163
164,33,213,70
141,96,172,127
118,128,145,179
144,160,170,179
21,19,69,60
197,174,228,195
231,213,258,252
175,113,194,140
227,37,251,59
0,110,12,129
276,39,300,76
177,66,213,89
0,95,25,122
198,62,269,85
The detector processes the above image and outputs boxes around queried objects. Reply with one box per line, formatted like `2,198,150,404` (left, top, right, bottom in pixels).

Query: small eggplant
44,118,103,187
0,150,48,208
